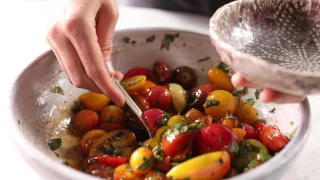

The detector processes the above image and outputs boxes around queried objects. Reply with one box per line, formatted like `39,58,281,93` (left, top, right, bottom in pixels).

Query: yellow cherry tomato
130,147,155,175
100,105,127,125
114,164,143,180
207,67,233,92
144,170,166,179
121,75,147,92
204,90,236,121
167,115,186,127
78,91,110,111
80,129,107,155
166,151,231,180
184,108,204,123
234,100,258,125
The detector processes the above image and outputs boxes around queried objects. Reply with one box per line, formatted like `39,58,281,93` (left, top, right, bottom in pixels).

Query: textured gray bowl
10,28,310,180
210,0,320,96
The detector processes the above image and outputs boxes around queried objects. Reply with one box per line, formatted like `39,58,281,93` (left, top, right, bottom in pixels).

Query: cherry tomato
167,115,187,127
189,84,217,110
144,170,166,179
99,123,123,133
162,131,198,157
97,155,127,168
114,164,143,180
87,164,114,178
219,116,240,129
154,156,172,173
204,90,237,121
172,144,193,162
254,122,266,141
146,86,172,110
138,80,157,97
81,129,107,155
130,147,155,174
207,67,233,92
142,108,170,133
78,91,110,111
100,105,126,126
72,109,100,134
152,61,172,84
261,125,289,152
172,66,197,90
232,128,246,143
184,108,204,123
130,92,150,111
195,124,238,155
121,75,147,92
123,67,158,83
234,100,258,125
242,123,258,139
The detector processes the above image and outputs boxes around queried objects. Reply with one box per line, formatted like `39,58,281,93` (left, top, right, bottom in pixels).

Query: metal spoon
111,77,152,138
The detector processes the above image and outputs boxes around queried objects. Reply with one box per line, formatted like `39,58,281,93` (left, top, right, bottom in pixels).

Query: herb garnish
245,97,256,106
155,112,170,128
269,107,276,113
217,62,231,73
62,161,69,165
113,132,124,141
146,35,156,43
161,33,180,50
123,36,137,44
48,138,62,151
54,152,60,157
215,158,224,165
290,121,294,126
232,87,248,98
50,85,64,95
203,99,220,108
197,57,210,63
137,156,154,171
255,88,263,99
230,140,239,154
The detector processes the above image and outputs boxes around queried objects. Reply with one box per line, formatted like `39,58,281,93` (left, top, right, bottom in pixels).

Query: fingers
231,72,306,104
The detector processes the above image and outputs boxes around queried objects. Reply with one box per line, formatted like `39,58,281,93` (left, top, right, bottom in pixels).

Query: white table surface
2,1,320,179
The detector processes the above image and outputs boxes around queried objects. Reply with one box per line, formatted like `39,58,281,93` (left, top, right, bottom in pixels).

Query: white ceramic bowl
10,28,310,180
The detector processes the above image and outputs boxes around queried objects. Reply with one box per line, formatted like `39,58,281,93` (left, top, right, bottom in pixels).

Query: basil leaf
146,35,156,43
123,36,137,44
245,97,256,106
48,138,61,151
230,140,239,154
217,62,231,73
161,33,180,50
197,57,210,63
50,85,64,95
255,88,263,99
137,156,154,171
232,87,248,98
203,99,220,108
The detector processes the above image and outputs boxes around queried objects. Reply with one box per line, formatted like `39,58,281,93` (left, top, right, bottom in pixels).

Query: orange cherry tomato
220,117,240,129
100,105,126,125
138,80,157,97
208,67,233,92
234,100,258,125
114,164,143,180
232,128,246,143
72,109,100,134
78,91,110,111
204,90,236,121
130,147,155,174
80,129,107,155
184,108,204,123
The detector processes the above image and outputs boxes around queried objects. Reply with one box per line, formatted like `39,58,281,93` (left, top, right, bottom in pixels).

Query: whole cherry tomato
189,84,217,110
260,125,289,152
172,66,197,90
142,108,170,132
123,67,159,83
146,86,172,110
195,124,238,155
72,109,100,134
152,61,172,84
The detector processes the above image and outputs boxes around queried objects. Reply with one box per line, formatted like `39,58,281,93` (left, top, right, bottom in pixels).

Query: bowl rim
209,0,320,78
9,27,311,180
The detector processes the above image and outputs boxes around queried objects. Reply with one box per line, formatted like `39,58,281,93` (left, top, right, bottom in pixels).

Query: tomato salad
61,61,289,180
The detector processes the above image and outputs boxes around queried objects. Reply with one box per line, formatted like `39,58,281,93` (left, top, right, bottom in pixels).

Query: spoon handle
111,77,152,138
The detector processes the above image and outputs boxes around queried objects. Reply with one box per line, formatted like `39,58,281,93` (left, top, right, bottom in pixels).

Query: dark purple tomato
172,66,197,90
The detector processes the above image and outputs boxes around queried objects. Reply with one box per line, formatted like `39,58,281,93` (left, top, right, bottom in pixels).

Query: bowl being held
210,0,320,96
10,28,310,180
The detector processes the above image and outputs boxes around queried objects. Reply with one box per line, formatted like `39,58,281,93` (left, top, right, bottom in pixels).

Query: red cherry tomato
261,125,289,152
153,61,172,84
161,131,198,157
146,86,172,110
142,108,170,132
242,123,257,139
195,124,238,155
123,67,158,83
254,122,266,141
97,155,128,168
154,156,172,173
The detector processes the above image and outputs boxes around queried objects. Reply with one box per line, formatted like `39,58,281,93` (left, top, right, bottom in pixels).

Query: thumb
96,0,119,75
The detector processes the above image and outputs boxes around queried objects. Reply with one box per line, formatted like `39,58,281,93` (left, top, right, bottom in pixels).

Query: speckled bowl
210,0,320,96
10,28,310,180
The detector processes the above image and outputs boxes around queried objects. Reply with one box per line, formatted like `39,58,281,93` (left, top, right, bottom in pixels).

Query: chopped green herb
62,161,69,165
269,107,276,113
114,132,124,141
48,138,62,151
232,87,248,98
137,156,154,171
114,147,125,156
96,145,113,155
217,62,231,73
54,152,60,157
161,33,180,50
123,37,137,44
236,97,241,107
245,97,256,106
255,88,263,99
17,120,20,125
215,158,224,165
197,57,210,63
64,100,67,104
152,145,165,162
154,112,169,128
230,140,239,154
203,99,220,108
146,35,156,43
50,85,64,95
290,121,294,126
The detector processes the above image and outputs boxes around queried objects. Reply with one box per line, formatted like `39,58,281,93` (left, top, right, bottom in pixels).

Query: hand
231,73,306,103
46,0,125,106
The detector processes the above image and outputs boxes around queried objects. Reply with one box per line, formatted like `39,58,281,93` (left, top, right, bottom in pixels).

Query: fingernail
106,61,115,73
